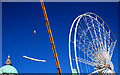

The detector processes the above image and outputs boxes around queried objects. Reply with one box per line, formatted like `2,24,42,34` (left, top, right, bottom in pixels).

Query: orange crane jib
40,0,62,75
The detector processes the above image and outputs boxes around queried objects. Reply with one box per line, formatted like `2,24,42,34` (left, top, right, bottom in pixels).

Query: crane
40,0,62,75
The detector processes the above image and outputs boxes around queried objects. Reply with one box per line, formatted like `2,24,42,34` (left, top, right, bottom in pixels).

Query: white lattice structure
69,12,117,74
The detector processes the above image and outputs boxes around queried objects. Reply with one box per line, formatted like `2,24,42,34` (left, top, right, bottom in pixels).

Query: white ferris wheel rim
69,12,117,74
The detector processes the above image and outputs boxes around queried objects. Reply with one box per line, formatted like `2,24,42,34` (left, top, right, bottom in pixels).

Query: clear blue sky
2,2,118,73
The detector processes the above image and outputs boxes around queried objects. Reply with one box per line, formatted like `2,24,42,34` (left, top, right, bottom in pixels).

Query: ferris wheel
69,12,117,74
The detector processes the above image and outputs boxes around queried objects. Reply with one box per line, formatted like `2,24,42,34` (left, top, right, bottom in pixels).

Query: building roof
0,65,18,74
73,68,77,73
0,55,18,74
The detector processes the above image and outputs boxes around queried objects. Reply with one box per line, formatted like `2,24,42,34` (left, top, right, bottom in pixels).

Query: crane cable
33,29,38,57
40,0,62,75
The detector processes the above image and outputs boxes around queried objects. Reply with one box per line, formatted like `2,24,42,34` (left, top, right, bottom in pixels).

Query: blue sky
2,2,118,73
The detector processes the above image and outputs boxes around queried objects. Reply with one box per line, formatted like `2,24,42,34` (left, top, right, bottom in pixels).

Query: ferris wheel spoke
73,57,105,68
83,16,99,53
86,50,90,72
90,16,103,52
103,23,107,52
109,41,117,60
76,39,95,57
77,57,96,66
76,45,95,61
72,59,95,67
77,32,105,65
87,16,101,51
88,15,114,50
77,25,97,54
95,24,105,54
84,46,89,73
89,12,117,42
78,43,83,73
83,35,90,73
77,59,95,67
97,24,104,49
89,15,115,45
71,39,95,59
86,16,103,52
88,68,106,75
108,30,111,54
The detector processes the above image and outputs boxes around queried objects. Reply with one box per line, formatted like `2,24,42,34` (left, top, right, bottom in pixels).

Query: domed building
72,67,77,75
0,56,18,75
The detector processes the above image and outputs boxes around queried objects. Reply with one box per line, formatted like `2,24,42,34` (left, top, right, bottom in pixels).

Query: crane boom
40,0,62,75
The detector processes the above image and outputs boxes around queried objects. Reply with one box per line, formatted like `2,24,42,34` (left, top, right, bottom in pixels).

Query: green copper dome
0,65,18,74
72,68,78,75
0,55,18,74
73,68,77,73
0,69,2,74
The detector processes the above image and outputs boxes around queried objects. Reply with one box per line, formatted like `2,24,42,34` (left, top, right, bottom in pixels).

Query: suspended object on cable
23,29,46,62
69,12,117,74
